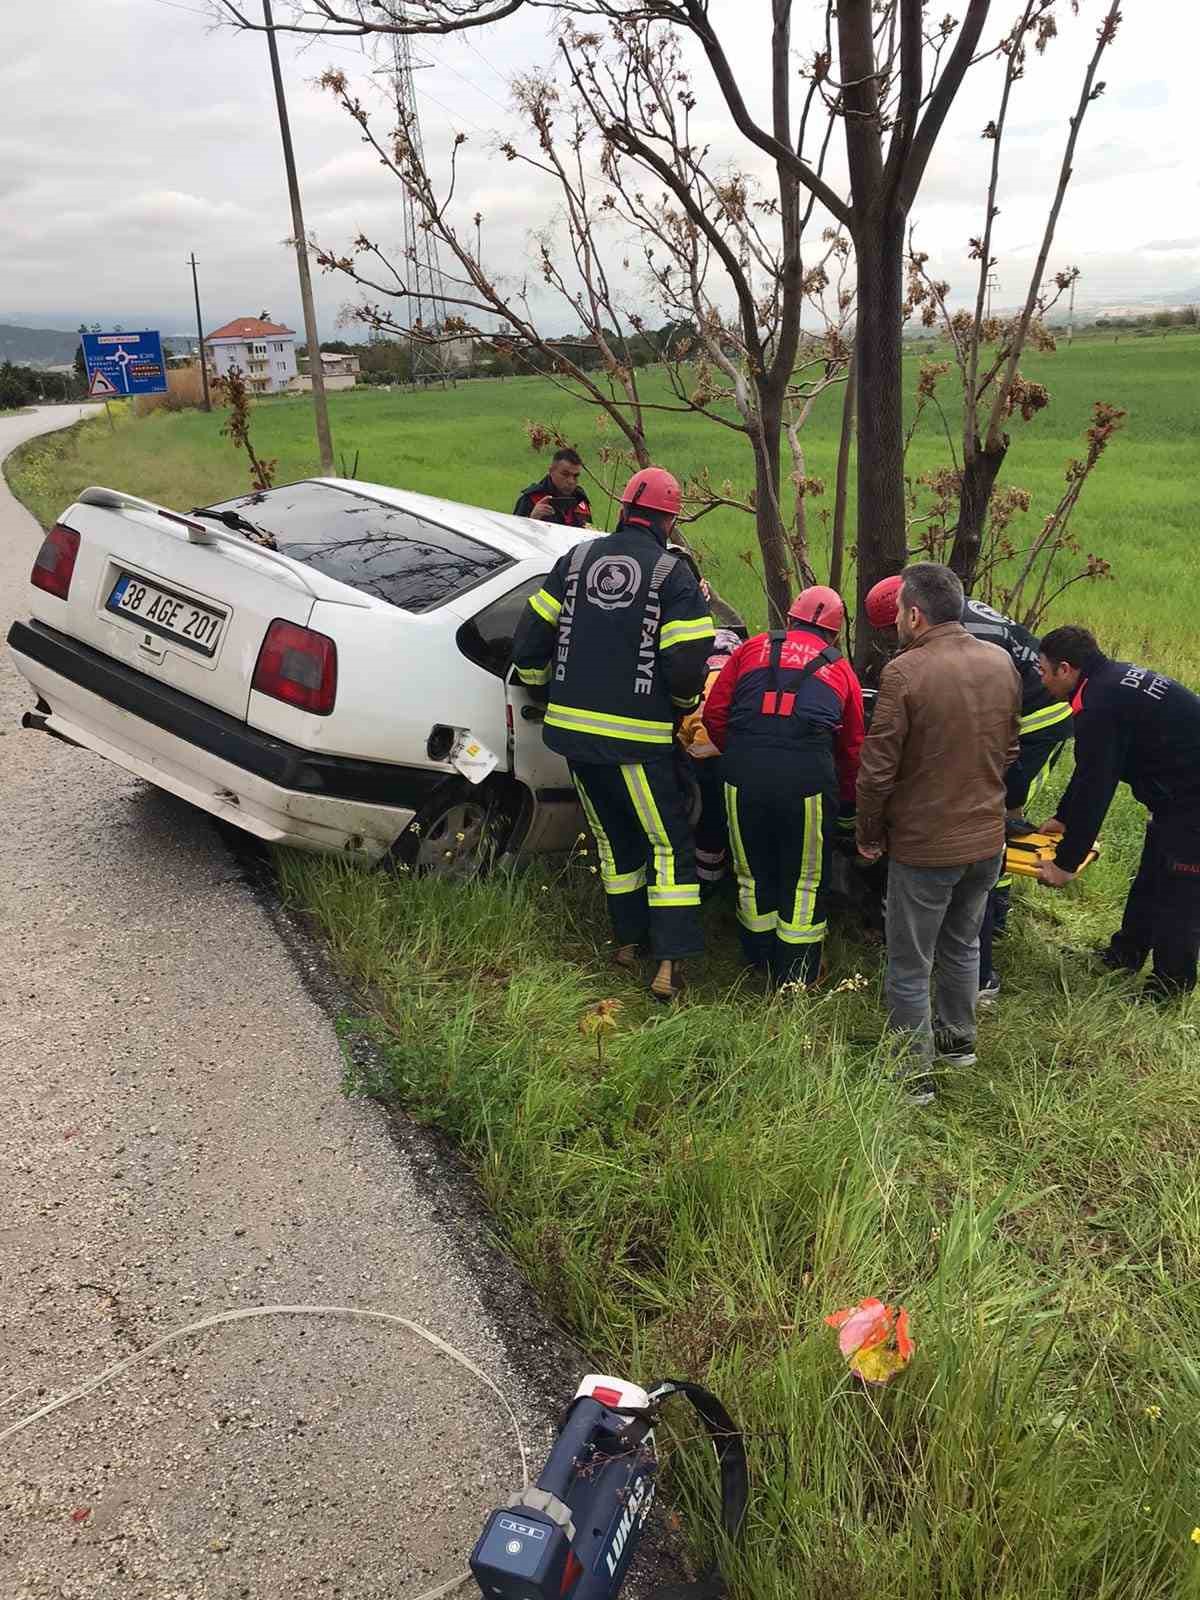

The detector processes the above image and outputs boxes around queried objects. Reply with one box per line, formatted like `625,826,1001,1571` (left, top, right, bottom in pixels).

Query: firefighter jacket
1054,652,1200,872
513,474,592,528
960,598,1074,807
510,522,715,766
702,623,866,804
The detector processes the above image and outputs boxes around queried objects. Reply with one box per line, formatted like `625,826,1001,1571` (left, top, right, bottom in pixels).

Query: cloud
0,0,1191,338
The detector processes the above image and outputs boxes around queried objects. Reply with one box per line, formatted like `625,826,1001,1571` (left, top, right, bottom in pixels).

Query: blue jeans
885,854,1003,1064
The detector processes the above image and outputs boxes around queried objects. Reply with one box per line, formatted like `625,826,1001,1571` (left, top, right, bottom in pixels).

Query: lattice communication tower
389,27,452,382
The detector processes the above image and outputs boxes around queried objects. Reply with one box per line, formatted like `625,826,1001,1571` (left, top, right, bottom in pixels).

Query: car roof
307,477,594,564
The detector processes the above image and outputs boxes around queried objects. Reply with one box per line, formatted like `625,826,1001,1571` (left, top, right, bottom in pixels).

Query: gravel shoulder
0,408,560,1600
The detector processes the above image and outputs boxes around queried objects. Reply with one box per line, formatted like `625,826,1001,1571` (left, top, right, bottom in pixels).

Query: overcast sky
2,0,1195,340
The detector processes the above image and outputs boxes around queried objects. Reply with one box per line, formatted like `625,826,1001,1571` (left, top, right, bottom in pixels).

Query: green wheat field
8,329,1200,1599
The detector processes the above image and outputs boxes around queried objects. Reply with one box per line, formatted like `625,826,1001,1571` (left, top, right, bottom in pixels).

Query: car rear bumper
8,619,450,859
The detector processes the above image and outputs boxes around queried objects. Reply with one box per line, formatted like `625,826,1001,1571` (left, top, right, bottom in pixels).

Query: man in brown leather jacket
857,563,1020,1103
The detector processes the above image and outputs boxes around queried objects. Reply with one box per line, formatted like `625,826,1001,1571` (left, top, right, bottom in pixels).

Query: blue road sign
81,331,168,398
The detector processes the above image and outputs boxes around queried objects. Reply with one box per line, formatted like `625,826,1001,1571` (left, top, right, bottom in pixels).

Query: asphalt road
0,407,542,1599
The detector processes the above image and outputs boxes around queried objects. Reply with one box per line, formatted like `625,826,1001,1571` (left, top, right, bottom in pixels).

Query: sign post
81,332,169,402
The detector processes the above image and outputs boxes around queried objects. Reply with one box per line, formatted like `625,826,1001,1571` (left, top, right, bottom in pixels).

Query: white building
291,351,360,393
205,317,297,395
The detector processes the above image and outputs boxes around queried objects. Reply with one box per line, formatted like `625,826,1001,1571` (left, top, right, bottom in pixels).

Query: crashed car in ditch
7,478,589,874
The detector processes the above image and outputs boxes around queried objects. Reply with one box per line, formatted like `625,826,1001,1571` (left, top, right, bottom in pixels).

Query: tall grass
276,843,1200,1600
132,363,209,415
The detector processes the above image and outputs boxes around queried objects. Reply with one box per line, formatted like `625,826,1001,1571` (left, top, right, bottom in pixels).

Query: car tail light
31,523,81,600
252,619,337,715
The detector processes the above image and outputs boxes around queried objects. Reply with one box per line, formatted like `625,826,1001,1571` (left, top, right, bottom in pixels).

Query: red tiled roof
205,317,295,341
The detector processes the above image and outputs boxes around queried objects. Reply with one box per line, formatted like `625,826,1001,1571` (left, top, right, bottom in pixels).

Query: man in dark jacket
857,564,1020,1102
510,467,714,1000
513,447,592,528
1036,625,1200,998
702,587,865,987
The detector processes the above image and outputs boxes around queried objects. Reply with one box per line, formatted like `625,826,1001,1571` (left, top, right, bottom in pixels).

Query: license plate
107,573,227,656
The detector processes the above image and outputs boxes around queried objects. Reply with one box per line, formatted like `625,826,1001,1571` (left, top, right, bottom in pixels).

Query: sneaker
901,1074,938,1107
978,973,1002,1006
934,1031,977,1067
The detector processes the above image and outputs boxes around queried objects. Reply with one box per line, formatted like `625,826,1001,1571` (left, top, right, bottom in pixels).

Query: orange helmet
864,575,904,629
788,585,845,634
620,466,682,517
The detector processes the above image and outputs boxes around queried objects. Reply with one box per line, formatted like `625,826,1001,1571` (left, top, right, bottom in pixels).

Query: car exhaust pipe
21,710,81,749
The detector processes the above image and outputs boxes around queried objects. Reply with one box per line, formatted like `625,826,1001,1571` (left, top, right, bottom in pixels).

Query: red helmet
620,466,682,517
864,575,904,629
788,585,845,634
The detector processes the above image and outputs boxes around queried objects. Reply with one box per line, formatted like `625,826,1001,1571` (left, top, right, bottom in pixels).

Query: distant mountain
0,323,193,368
0,324,83,367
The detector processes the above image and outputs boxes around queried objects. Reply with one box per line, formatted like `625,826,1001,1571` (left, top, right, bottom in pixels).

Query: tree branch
983,1,1121,451
214,0,527,35
898,0,992,213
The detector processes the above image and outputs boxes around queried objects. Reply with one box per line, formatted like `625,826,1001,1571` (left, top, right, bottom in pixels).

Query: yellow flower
1191,1528,1200,1545
1145,1404,1162,1420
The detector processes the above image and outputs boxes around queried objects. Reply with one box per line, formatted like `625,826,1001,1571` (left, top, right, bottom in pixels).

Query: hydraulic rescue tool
471,1373,747,1600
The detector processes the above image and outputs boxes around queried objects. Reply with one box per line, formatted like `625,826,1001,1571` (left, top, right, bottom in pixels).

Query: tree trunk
829,352,857,596
948,438,1006,590
852,214,908,681
753,399,794,628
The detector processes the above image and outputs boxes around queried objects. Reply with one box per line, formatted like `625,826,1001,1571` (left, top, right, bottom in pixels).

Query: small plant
216,366,276,492
577,998,622,1068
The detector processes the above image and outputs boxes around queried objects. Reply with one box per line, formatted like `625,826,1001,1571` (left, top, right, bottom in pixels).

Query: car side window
456,577,547,678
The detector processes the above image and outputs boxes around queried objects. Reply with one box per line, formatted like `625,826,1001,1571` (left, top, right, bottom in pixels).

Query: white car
7,478,589,873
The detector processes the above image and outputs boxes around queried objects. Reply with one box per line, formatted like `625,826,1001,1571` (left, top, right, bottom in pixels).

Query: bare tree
315,68,659,474
218,0,1126,671
559,19,854,613
904,0,1122,590
905,394,1121,631
312,38,851,621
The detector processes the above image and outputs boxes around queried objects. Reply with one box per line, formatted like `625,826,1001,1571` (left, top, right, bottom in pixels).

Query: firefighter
510,467,715,1000
702,586,866,988
1035,626,1200,1000
513,447,592,528
677,626,745,893
864,576,1074,999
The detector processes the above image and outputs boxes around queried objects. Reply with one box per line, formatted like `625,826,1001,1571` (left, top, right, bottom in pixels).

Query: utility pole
986,272,1000,322
189,252,212,412
262,0,334,473
1067,272,1079,346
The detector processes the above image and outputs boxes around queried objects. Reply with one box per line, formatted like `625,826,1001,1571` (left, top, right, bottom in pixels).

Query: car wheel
391,780,515,880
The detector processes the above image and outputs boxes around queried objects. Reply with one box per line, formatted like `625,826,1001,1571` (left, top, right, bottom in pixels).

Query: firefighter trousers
1106,816,1200,994
572,756,704,961
723,757,834,986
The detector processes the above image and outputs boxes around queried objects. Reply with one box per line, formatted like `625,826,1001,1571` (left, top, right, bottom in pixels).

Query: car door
453,574,573,792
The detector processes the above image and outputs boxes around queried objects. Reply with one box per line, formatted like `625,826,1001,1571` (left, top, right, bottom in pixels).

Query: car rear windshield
208,481,511,612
